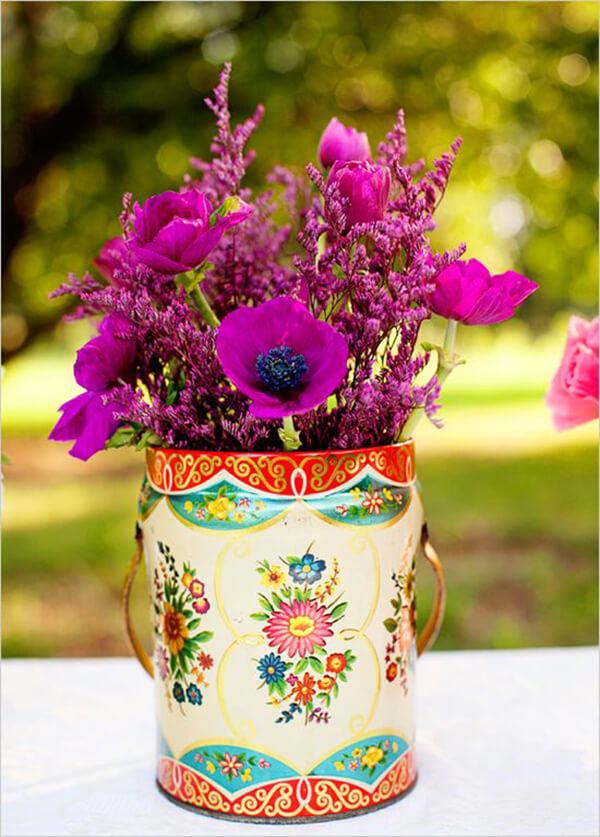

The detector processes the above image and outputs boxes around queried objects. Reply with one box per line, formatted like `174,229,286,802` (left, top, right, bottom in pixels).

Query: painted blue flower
186,683,203,705
288,553,326,585
173,682,185,703
257,653,286,684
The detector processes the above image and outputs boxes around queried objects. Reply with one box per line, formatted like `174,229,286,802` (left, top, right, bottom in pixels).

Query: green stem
192,287,220,329
280,415,301,451
398,319,459,442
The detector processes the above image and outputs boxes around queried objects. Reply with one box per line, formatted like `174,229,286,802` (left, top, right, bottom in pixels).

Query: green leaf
308,656,324,674
275,678,287,697
106,426,136,449
187,618,201,630
250,612,269,621
135,429,163,451
294,657,309,675
384,618,398,633
258,594,274,612
271,592,283,609
194,631,214,643
338,671,347,683
313,645,327,657
329,602,348,623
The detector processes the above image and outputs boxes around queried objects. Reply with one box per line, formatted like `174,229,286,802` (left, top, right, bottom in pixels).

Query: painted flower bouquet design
152,542,214,712
335,479,407,521
48,62,539,462
182,483,265,525
333,737,401,778
383,540,417,695
251,549,356,725
190,749,272,785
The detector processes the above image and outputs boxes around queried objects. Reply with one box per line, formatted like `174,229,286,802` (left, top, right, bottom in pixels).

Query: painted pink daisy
219,752,243,777
362,489,384,516
264,599,334,658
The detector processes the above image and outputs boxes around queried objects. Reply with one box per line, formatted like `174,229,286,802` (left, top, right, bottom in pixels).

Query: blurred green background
2,1,598,657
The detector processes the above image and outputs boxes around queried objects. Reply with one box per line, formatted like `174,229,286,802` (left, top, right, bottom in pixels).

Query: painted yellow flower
269,696,282,707
206,496,235,520
161,602,188,655
350,487,362,501
403,569,415,602
334,761,345,771
205,761,216,774
383,487,394,502
183,500,194,513
361,746,384,769
241,768,253,783
261,565,285,590
254,500,266,510
351,747,363,758
181,571,193,588
392,742,399,753
232,511,245,523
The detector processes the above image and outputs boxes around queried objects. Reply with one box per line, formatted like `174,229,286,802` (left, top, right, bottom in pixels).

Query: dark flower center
256,345,308,392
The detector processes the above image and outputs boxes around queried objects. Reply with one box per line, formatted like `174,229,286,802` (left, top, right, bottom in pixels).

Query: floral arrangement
49,63,538,460
251,548,355,726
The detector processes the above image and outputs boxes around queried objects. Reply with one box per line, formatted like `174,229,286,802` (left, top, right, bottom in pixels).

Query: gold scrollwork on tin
223,454,295,494
232,782,297,818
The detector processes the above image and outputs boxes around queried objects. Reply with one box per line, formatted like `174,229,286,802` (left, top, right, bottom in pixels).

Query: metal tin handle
416,523,446,656
122,525,154,678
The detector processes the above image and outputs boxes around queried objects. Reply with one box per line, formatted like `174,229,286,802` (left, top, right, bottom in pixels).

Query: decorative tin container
124,441,445,823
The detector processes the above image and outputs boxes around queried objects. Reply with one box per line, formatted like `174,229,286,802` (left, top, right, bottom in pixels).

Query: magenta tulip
328,160,391,230
216,297,349,419
546,316,598,431
318,117,371,168
128,189,252,275
429,259,538,325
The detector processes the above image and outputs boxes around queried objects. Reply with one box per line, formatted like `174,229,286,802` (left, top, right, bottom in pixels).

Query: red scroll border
157,748,416,820
146,442,416,496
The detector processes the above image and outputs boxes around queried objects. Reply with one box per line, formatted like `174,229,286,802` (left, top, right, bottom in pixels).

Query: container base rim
155,772,418,824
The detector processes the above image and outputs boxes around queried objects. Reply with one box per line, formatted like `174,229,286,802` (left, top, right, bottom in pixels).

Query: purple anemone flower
430,259,538,325
49,313,136,460
128,188,253,275
216,298,349,418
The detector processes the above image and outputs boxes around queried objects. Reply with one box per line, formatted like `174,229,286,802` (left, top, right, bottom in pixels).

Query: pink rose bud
546,315,599,430
429,259,538,325
93,237,138,288
328,160,391,230
318,117,371,168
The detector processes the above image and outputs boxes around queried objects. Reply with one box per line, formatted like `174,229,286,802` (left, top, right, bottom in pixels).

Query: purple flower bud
429,259,538,325
318,117,371,168
93,237,138,288
216,297,349,419
328,160,391,230
128,188,253,275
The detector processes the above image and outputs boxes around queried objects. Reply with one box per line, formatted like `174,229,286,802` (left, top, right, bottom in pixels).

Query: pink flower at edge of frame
546,315,599,430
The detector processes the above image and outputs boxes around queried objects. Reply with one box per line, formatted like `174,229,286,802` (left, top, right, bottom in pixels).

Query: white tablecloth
2,648,598,836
